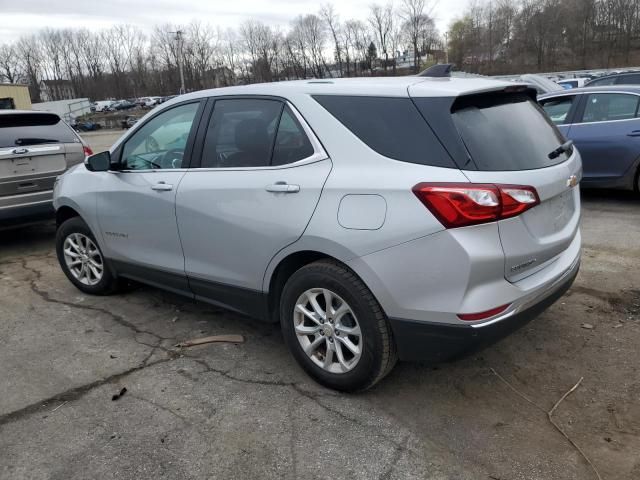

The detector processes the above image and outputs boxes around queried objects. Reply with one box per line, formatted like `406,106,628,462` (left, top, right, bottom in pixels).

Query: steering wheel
161,148,184,169
145,136,160,152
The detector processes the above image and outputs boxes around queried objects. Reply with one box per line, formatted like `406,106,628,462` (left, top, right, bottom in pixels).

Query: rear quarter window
313,95,455,168
0,113,78,148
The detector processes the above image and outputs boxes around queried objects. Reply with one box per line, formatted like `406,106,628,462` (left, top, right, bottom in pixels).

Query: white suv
53,72,582,391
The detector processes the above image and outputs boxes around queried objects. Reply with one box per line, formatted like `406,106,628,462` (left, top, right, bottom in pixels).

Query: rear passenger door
176,97,331,317
568,92,640,181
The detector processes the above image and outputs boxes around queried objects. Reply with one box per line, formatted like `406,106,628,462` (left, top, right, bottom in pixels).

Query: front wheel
280,260,397,391
56,217,120,295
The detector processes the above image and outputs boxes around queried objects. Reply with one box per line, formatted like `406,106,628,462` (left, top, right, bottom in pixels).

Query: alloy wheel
293,288,363,374
63,233,104,286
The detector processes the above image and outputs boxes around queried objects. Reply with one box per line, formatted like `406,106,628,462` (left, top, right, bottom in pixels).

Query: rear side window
201,99,283,168
580,93,639,123
450,93,570,171
0,113,78,148
313,95,455,168
272,106,314,166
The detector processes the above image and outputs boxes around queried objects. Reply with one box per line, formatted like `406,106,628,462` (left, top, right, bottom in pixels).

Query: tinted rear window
0,113,78,148
450,93,570,171
313,95,455,168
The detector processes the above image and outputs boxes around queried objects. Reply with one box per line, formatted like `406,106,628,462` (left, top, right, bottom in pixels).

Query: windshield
0,113,78,148
451,92,570,171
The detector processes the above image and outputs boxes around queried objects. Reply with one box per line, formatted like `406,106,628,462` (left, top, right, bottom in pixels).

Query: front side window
540,96,576,125
121,102,199,170
201,99,283,168
580,93,639,123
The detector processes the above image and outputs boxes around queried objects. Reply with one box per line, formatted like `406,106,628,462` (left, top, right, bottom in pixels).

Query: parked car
0,110,92,228
75,120,101,132
91,101,114,113
517,74,564,95
557,78,590,89
539,85,640,191
138,96,161,108
585,72,640,87
53,76,582,391
108,100,137,111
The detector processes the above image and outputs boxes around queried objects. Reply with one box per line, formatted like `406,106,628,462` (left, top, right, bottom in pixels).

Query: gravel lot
0,132,638,479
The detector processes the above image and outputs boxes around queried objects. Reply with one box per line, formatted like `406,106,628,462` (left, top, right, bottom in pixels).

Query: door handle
265,182,300,193
151,182,173,191
627,130,640,137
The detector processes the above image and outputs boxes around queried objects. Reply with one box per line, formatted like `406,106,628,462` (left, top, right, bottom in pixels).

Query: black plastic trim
389,262,579,363
189,276,270,321
111,260,192,297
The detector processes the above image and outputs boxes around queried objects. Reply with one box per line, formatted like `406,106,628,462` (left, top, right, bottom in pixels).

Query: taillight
412,183,539,228
83,145,93,157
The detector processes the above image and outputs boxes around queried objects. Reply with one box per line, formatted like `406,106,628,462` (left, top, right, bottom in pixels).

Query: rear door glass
580,93,639,123
313,95,455,168
540,96,576,124
201,99,283,168
272,106,314,166
0,113,78,148
449,93,570,171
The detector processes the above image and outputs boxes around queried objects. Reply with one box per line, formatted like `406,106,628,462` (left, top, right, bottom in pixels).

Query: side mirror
85,151,111,172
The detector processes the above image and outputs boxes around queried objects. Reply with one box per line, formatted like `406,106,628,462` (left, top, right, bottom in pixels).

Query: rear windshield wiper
548,140,573,160
15,138,60,146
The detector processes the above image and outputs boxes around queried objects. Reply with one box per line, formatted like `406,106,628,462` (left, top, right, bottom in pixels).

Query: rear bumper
389,256,580,363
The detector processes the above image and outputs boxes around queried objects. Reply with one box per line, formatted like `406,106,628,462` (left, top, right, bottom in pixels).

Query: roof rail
418,63,453,78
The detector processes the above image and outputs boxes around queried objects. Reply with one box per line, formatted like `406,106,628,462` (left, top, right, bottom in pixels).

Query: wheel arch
265,243,374,323
56,205,81,227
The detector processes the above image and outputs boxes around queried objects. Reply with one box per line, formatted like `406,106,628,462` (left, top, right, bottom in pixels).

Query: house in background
0,83,32,109
39,79,76,102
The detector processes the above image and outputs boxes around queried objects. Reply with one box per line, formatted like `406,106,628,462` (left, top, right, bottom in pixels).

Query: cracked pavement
1,190,639,480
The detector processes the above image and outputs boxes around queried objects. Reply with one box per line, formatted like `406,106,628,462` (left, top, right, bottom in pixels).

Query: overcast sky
0,0,467,43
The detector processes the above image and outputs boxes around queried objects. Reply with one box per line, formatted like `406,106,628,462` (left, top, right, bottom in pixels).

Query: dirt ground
0,178,638,478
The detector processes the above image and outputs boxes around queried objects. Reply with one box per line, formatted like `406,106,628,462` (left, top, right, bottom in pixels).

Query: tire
280,259,397,392
56,216,120,295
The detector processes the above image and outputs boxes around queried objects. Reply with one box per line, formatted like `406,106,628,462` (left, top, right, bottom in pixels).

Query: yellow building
0,84,32,110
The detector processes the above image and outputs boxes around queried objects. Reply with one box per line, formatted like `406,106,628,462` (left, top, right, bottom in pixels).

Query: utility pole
444,31,449,64
171,30,186,94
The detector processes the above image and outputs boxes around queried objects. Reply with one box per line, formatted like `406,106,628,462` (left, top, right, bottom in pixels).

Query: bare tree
0,44,20,83
369,3,394,71
320,4,344,76
400,0,437,72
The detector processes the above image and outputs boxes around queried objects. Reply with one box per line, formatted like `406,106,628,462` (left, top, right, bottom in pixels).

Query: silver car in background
1,110,90,228
53,76,582,391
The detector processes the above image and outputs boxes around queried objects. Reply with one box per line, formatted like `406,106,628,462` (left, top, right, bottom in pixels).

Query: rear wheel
280,259,397,391
56,217,119,295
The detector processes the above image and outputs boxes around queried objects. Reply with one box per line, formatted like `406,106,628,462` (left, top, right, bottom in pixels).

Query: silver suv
1,110,89,228
53,76,582,391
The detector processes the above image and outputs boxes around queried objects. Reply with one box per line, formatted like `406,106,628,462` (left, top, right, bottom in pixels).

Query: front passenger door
96,101,203,294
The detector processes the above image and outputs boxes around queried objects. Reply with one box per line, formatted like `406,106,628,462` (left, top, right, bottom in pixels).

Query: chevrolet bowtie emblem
566,175,578,188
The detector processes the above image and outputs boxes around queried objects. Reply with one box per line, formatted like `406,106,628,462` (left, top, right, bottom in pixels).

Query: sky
0,0,467,43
